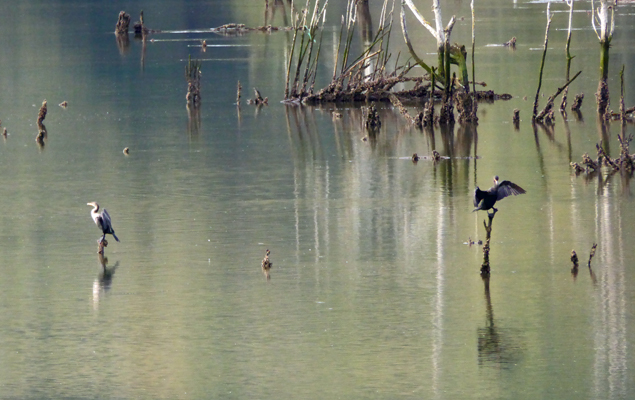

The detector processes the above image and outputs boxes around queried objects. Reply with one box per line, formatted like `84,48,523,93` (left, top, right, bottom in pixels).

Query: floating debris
247,88,268,105
123,147,130,155
59,101,68,108
209,23,303,36
503,37,517,48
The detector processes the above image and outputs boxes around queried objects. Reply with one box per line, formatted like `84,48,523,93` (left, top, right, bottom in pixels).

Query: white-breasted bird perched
87,202,120,244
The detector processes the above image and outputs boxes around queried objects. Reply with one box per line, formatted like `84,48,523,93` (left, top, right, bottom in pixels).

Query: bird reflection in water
477,276,524,369
92,253,119,308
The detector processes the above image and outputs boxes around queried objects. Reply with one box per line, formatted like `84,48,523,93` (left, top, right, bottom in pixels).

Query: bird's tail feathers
113,234,120,242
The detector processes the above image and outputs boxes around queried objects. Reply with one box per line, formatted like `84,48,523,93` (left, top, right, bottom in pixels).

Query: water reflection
91,253,119,309
35,123,47,149
264,0,292,27
477,276,523,369
356,0,373,44
115,32,130,55
187,103,201,137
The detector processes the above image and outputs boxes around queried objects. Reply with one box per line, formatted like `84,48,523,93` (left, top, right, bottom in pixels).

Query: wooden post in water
480,210,496,276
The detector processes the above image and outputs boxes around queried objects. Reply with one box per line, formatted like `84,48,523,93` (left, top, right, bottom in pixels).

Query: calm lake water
1,0,634,399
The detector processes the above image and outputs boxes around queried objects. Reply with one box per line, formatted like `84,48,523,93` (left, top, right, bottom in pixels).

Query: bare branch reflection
478,276,524,369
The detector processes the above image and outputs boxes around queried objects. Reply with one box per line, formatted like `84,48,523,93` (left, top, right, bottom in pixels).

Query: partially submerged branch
532,2,554,121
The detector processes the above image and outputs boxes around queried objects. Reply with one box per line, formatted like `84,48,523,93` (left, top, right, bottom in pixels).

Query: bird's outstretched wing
474,187,486,207
495,181,526,201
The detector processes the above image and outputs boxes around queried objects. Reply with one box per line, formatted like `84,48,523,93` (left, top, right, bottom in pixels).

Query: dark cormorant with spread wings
473,176,526,214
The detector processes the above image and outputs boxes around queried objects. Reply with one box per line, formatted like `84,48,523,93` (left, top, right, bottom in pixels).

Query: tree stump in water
115,11,130,35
